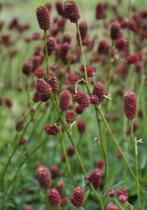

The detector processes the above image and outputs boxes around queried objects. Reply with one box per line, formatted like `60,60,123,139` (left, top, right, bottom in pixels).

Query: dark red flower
50,164,61,179
87,66,95,77
105,202,118,210
97,159,105,170
48,75,59,92
64,1,80,23
77,119,86,134
59,90,72,111
127,53,140,64
71,186,85,207
124,91,137,120
92,81,107,102
47,37,56,55
75,91,90,109
98,40,109,55
67,144,75,156
35,68,45,78
79,20,88,41
115,37,127,50
87,168,102,189
65,111,75,123
48,188,62,207
36,6,50,30
96,3,106,19
90,95,99,104
22,59,33,75
35,164,51,188
55,1,64,17
110,21,121,40
44,123,59,135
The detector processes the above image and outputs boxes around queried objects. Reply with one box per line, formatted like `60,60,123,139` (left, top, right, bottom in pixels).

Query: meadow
0,0,147,209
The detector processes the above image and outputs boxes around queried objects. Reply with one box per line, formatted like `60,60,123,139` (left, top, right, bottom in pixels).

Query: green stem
59,131,75,184
44,30,49,74
131,122,141,209
76,22,88,83
98,108,145,197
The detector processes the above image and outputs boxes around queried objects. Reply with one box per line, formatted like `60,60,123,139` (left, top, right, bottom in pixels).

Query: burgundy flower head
22,59,33,75
87,168,102,189
79,20,88,41
35,164,51,188
48,188,62,207
75,91,90,109
65,111,75,123
44,123,59,135
64,1,80,23
110,21,121,40
47,37,56,55
36,6,50,30
50,164,61,179
71,186,85,207
48,75,59,92
67,144,75,156
105,202,118,210
98,40,109,55
35,68,45,78
127,53,140,64
59,90,72,111
92,81,107,102
124,91,137,120
35,79,51,102
96,3,106,19
115,37,127,50
77,119,86,134
55,1,64,17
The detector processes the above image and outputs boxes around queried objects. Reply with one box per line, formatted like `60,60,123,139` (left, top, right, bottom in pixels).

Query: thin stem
44,30,49,74
95,105,108,189
76,23,88,83
98,108,145,197
131,122,141,209
52,94,103,209
59,131,75,184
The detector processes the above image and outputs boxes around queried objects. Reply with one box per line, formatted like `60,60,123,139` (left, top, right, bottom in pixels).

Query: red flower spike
97,159,105,170
59,90,72,111
35,68,45,78
79,20,88,41
92,81,107,102
47,37,56,55
87,168,102,189
115,37,127,50
124,91,137,120
44,123,59,135
35,164,51,189
65,111,75,123
22,59,33,75
90,95,99,105
64,1,80,23
70,186,85,207
36,6,50,30
55,1,64,17
105,202,118,210
98,40,109,55
48,75,59,92
110,21,121,40
127,53,140,64
77,119,86,134
48,188,62,207
50,164,61,179
75,91,90,109
67,144,75,156
96,3,106,19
